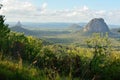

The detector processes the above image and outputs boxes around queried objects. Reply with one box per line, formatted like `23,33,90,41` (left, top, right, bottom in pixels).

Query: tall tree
0,5,10,52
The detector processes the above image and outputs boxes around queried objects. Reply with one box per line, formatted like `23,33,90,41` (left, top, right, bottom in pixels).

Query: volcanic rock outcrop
10,21,30,33
84,18,110,33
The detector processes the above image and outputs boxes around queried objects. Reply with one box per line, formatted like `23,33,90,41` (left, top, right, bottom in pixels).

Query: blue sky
31,0,120,10
0,0,120,25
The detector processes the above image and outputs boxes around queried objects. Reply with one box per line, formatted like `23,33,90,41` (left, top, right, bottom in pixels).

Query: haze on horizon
0,0,120,25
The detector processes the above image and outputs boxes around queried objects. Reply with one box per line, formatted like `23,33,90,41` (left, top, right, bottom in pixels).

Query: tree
0,5,10,52
86,33,111,80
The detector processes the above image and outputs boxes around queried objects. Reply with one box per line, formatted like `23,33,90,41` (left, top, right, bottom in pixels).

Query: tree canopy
0,5,10,52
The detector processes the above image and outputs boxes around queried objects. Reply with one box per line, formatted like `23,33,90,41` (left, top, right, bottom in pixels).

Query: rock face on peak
15,21,22,28
10,21,29,33
84,18,110,33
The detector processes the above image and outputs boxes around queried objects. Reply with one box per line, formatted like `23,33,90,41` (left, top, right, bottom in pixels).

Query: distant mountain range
10,19,120,44
10,18,120,38
7,22,120,30
10,22,70,37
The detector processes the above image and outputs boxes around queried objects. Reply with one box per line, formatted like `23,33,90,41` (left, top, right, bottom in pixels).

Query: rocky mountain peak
84,18,110,33
15,21,22,28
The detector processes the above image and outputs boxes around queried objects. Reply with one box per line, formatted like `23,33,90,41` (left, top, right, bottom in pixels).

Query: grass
0,59,39,80
0,57,80,80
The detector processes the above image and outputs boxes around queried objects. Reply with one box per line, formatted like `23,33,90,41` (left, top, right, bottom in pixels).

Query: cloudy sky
0,0,120,25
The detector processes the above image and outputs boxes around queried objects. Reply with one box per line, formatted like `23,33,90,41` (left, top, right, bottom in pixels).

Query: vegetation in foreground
0,5,120,80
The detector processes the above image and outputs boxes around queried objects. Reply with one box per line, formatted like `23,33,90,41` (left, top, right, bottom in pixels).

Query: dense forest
0,5,120,80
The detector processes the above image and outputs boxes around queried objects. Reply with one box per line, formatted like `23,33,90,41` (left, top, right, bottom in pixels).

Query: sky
0,0,120,25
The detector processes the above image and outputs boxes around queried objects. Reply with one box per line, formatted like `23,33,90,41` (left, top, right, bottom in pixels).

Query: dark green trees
86,33,119,80
0,16,10,38
0,6,10,52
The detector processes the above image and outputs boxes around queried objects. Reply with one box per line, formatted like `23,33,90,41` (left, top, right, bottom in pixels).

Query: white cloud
39,2,47,14
0,0,36,17
0,0,48,21
0,0,120,24
1,0,35,12
41,3,47,9
83,5,89,11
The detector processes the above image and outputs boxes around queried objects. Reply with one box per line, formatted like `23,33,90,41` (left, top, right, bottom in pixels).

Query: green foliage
7,32,42,63
0,16,10,38
1,31,120,80
100,52,120,80
23,36,42,61
0,59,39,80
35,45,92,79
85,33,120,80
0,15,10,52
0,31,120,80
